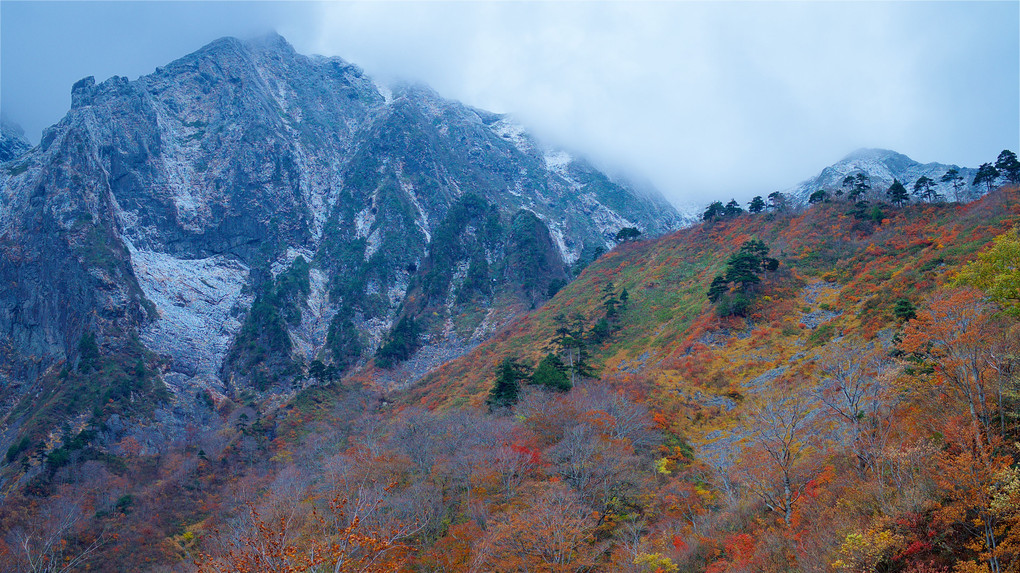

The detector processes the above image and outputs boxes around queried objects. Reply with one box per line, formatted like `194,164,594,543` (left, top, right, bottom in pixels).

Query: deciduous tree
955,227,1020,317
734,391,824,526
815,339,896,479
473,484,599,573
900,289,1007,445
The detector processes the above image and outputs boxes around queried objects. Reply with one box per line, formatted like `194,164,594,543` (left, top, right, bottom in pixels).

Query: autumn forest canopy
3,146,1020,573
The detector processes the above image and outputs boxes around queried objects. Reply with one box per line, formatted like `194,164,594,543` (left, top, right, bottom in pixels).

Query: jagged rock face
0,34,682,403
786,148,982,203
0,119,31,163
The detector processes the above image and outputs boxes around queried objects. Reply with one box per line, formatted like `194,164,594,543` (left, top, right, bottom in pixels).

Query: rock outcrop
0,33,683,422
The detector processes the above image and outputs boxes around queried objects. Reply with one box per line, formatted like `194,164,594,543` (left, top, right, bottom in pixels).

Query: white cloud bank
2,1,1017,205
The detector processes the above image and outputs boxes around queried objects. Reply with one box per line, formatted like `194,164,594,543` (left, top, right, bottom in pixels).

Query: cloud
2,1,1016,206
308,1,1018,204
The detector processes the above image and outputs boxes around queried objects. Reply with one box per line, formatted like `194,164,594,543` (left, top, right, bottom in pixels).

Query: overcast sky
2,1,1017,205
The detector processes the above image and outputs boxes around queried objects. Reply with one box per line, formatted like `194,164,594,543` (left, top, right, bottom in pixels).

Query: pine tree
707,275,729,303
849,173,872,201
841,175,856,197
702,201,725,221
530,353,571,392
615,227,642,242
912,175,938,202
973,163,1000,193
601,282,618,319
940,168,965,202
893,299,916,322
487,358,529,411
748,196,765,213
995,149,1020,185
886,179,909,206
767,191,788,211
726,251,763,290
552,313,591,386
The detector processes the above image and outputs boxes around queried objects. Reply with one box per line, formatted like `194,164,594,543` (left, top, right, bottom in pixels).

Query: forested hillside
2,178,1020,571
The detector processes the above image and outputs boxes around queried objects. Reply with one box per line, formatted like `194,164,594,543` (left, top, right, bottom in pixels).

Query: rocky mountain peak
784,147,982,203
841,147,905,161
0,34,683,430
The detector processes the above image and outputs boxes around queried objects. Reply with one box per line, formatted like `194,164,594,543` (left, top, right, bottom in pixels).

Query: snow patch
373,80,393,105
129,245,251,392
549,223,582,265
397,171,432,243
579,193,635,242
291,268,335,363
365,227,383,260
783,149,983,204
360,316,391,351
388,277,409,307
544,150,572,175
355,206,376,239
442,260,472,340
491,117,534,154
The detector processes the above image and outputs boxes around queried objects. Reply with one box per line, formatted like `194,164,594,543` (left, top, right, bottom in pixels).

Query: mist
2,1,1017,205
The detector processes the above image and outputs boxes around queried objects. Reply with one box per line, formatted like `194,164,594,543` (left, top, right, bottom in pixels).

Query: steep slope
410,187,1020,416
0,34,681,446
0,118,31,163
785,148,981,202
2,165,1017,571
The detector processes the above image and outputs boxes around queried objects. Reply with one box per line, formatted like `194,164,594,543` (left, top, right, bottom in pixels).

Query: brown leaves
473,483,600,573
194,490,410,573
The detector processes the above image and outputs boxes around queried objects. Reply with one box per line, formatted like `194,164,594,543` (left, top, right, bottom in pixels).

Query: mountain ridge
783,146,982,202
0,33,683,442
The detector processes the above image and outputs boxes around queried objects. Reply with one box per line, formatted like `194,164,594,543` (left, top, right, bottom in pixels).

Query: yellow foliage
991,465,1020,516
270,449,294,463
634,552,679,573
654,457,673,475
953,560,990,573
954,227,1020,316
832,528,903,573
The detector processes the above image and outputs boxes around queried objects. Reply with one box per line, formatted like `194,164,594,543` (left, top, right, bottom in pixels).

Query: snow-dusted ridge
0,32,685,407
783,148,983,204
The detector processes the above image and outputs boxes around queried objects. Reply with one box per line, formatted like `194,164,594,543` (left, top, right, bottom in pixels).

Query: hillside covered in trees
3,173,1020,572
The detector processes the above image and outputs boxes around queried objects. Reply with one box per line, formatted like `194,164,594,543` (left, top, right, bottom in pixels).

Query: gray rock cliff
0,33,683,425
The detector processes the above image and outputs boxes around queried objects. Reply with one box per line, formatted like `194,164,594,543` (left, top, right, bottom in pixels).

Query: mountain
387,188,1020,571
408,187,1020,410
0,117,31,163
0,34,682,441
784,147,982,202
4,183,1016,571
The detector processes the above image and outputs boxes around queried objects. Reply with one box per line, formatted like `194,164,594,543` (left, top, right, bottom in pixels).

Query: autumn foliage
3,188,1020,572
